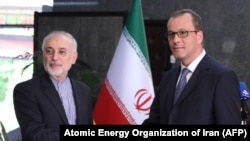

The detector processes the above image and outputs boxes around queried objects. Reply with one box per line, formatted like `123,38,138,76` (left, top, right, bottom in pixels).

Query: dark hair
168,9,203,31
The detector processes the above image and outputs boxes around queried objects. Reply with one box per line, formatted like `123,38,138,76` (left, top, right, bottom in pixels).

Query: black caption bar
60,125,250,140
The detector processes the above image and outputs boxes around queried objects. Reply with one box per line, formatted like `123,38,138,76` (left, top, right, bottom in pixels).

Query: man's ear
197,31,203,43
72,52,78,64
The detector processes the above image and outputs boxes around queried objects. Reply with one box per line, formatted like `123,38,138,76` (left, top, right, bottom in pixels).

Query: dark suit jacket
13,72,93,141
143,54,241,124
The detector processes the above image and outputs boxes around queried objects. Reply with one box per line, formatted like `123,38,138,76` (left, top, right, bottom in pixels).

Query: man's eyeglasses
44,48,71,56
166,30,197,39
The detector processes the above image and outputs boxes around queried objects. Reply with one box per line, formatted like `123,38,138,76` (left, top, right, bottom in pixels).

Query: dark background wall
38,0,250,96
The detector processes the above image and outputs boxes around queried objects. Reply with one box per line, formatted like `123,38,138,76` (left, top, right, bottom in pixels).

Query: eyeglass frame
166,30,198,39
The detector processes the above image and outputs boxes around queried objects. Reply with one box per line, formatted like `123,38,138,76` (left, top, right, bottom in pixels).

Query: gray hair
41,30,78,51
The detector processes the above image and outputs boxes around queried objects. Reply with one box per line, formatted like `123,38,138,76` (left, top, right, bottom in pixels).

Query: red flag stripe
93,78,136,124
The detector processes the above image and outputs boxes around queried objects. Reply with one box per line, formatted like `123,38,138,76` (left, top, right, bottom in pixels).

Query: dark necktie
174,68,190,103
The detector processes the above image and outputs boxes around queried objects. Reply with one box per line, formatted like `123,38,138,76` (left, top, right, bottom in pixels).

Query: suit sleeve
214,70,241,124
13,82,59,141
142,83,163,125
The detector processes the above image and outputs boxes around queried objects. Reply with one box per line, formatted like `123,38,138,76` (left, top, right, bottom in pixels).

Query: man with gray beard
13,30,93,141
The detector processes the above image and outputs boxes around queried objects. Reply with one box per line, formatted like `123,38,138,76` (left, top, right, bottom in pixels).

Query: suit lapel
175,55,210,104
70,79,86,124
163,67,181,111
41,73,69,124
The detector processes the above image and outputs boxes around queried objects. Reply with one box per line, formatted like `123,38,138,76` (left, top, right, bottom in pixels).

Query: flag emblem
134,88,153,115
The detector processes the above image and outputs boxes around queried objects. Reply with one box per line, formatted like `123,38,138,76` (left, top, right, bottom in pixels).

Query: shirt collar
180,49,206,72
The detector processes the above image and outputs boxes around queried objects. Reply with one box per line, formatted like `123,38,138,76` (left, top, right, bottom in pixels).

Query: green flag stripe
125,0,150,66
123,27,151,74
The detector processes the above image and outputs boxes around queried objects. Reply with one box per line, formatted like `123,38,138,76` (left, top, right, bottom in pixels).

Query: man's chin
47,69,64,76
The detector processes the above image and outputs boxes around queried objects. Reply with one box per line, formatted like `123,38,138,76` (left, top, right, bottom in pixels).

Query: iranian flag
93,0,155,124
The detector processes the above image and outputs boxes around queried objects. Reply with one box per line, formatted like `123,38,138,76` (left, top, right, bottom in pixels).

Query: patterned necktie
174,68,190,103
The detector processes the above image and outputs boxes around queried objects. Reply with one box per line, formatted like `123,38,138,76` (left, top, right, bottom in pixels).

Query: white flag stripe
107,30,154,124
